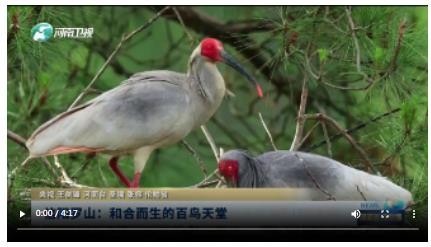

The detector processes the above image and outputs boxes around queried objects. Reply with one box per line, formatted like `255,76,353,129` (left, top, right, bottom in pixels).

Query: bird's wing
258,151,412,202
257,151,342,190
27,71,192,156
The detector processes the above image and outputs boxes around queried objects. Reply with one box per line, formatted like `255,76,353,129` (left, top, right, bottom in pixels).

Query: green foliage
373,46,385,67
401,95,420,132
317,48,329,63
7,6,427,218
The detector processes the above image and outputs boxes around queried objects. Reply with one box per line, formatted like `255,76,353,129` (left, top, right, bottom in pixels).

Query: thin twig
53,156,91,188
293,153,336,200
20,177,56,186
7,12,21,44
377,129,410,181
7,130,58,201
345,6,362,74
304,113,376,173
388,20,407,72
172,7,195,46
258,112,277,151
70,155,95,178
318,78,374,91
320,121,333,157
297,121,320,150
195,179,220,188
215,180,226,188
311,7,373,91
305,108,400,151
356,185,367,201
181,140,208,178
200,125,220,162
290,75,309,151
7,130,27,149
219,147,225,157
68,6,171,109
191,168,225,188
225,88,236,98
322,16,347,35
97,161,109,187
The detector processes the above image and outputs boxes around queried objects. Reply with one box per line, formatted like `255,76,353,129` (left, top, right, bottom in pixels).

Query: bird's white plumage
26,39,251,188
27,77,193,156
333,164,412,202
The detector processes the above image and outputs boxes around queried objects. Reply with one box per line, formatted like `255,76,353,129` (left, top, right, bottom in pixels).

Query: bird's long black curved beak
220,50,263,98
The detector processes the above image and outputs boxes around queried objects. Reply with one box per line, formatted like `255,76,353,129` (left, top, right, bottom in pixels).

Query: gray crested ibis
26,38,263,188
218,150,413,203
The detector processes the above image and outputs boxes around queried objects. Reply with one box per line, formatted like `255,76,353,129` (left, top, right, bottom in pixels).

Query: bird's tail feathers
341,167,413,203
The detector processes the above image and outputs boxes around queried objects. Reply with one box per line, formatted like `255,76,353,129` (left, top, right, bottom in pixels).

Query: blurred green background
7,6,427,221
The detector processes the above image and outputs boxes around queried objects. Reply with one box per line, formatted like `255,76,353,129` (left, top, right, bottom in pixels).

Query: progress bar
17,227,420,230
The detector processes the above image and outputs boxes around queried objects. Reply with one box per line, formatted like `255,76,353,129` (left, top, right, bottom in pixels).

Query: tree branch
8,8,171,194
345,6,363,74
320,121,333,157
191,168,225,188
305,108,400,151
152,6,288,91
304,113,376,173
224,19,278,33
181,140,208,178
7,132,90,203
388,20,407,73
290,75,309,151
293,153,336,200
258,112,277,151
68,6,171,109
315,7,374,91
297,121,320,150
172,7,196,46
200,125,220,162
7,130,27,149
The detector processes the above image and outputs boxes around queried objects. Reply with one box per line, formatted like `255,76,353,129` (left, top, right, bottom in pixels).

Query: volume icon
351,210,361,219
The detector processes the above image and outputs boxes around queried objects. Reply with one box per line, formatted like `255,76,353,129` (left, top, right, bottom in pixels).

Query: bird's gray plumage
27,50,226,158
257,151,341,189
220,150,413,202
25,38,260,187
28,71,194,156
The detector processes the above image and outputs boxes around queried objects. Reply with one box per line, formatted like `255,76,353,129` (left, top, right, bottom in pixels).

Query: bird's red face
218,159,239,187
201,38,224,62
200,37,263,98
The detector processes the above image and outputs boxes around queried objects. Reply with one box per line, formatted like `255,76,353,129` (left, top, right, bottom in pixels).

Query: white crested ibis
218,150,413,203
26,38,263,188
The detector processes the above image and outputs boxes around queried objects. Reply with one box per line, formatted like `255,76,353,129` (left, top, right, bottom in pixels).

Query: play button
19,211,25,218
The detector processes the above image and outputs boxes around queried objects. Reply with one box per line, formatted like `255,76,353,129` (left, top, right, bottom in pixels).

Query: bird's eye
226,166,232,175
218,159,239,180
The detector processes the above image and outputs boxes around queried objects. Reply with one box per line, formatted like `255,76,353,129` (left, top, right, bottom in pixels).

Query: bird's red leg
130,172,142,188
109,157,131,187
